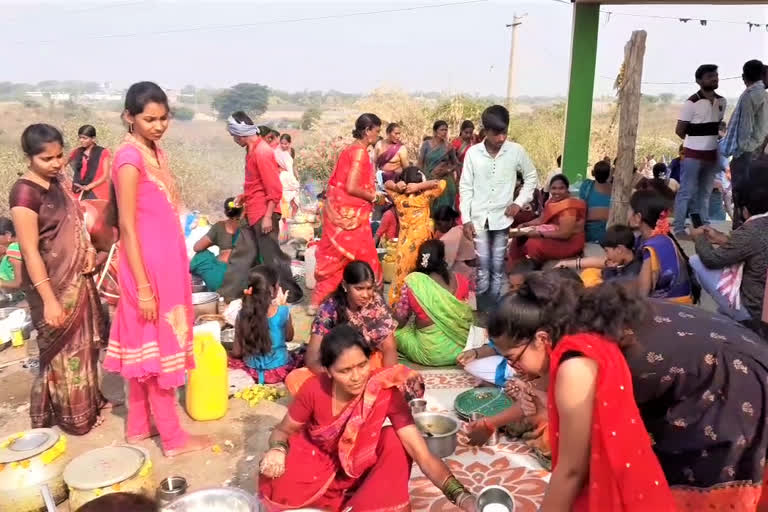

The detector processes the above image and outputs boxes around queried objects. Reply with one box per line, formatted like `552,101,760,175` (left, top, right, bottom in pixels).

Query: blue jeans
689,255,751,322
673,157,718,234
474,227,508,302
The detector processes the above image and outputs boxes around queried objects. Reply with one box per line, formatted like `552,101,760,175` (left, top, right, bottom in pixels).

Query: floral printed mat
410,369,550,512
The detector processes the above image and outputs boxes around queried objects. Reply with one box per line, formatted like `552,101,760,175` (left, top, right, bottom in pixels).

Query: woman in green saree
418,120,459,211
393,240,473,366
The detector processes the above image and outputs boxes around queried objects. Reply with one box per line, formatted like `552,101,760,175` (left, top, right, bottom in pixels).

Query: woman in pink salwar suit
103,82,210,456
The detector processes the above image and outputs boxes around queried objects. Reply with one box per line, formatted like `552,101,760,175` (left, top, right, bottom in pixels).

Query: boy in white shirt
459,105,538,309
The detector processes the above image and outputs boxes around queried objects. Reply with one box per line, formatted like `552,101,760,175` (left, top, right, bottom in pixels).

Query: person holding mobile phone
689,167,768,326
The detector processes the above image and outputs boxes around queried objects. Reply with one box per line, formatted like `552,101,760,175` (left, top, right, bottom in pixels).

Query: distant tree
212,83,269,120
658,93,675,104
301,107,322,130
173,106,196,121
642,94,659,105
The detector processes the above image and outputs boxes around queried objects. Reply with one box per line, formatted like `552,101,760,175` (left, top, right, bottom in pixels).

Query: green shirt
0,242,21,282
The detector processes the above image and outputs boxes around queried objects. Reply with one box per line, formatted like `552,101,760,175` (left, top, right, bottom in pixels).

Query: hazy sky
3,1,768,98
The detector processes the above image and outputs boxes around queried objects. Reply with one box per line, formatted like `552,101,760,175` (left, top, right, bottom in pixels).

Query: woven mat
410,369,550,512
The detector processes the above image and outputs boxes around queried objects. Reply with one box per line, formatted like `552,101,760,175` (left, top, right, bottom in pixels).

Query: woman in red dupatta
310,114,384,313
487,272,676,512
260,325,477,512
450,120,476,164
508,173,586,268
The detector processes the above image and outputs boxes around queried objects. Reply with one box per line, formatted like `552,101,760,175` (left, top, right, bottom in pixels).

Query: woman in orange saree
310,114,383,313
508,174,586,268
260,325,477,511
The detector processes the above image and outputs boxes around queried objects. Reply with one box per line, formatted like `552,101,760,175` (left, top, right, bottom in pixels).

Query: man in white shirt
673,64,726,237
460,105,538,307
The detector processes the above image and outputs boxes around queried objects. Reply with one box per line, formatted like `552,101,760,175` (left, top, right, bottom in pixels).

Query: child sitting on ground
555,224,641,287
384,166,446,305
229,265,297,384
0,217,22,290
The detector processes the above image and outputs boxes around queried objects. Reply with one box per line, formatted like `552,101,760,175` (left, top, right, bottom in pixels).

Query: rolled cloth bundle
227,116,260,137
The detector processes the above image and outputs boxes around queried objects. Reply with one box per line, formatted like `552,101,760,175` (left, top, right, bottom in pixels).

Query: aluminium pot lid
63,445,148,490
0,428,59,464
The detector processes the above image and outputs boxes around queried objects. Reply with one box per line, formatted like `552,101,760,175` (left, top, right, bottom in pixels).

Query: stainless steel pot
161,487,259,512
414,412,459,458
157,476,188,507
477,485,515,511
191,292,219,318
0,429,69,512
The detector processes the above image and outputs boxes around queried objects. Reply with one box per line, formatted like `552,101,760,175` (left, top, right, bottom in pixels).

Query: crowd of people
4,66,768,511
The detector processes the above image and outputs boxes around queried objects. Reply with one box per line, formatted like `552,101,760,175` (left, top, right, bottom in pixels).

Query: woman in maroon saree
260,325,477,511
10,124,106,435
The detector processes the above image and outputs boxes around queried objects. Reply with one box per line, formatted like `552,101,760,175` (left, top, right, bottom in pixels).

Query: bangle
33,277,50,289
138,294,155,303
86,247,96,253
442,476,468,504
473,348,479,359
137,283,152,289
269,440,289,453
576,257,582,271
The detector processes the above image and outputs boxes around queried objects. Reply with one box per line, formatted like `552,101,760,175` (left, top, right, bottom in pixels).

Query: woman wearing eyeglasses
472,270,768,511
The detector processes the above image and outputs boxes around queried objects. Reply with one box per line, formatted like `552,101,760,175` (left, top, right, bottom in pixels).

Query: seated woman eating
228,265,296,384
394,240,474,367
190,197,242,292
508,174,586,269
629,190,693,303
433,205,475,280
284,260,398,396
259,325,477,511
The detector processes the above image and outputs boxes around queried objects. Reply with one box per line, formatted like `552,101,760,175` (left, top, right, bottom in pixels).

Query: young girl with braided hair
230,265,296,384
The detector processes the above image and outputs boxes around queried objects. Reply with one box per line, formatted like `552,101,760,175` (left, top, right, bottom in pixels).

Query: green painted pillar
562,2,600,183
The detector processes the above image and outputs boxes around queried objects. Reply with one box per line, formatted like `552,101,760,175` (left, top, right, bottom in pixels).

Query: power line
9,0,487,45
550,0,765,26
598,75,741,86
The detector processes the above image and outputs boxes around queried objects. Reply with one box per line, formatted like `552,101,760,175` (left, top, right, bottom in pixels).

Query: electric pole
506,13,527,106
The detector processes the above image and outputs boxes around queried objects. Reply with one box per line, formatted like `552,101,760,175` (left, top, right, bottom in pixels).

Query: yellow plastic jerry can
185,330,228,421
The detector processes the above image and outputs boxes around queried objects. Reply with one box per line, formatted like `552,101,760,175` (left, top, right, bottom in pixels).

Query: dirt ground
0,307,319,510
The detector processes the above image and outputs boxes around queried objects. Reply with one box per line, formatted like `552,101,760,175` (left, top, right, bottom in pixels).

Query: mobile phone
690,213,703,228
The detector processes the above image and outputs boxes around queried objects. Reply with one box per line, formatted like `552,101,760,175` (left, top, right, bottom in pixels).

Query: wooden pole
608,30,646,227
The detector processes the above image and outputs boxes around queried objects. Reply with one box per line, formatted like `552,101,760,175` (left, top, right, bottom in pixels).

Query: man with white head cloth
219,111,302,303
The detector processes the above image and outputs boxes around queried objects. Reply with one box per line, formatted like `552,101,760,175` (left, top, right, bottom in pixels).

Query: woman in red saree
450,120,476,164
10,124,107,435
508,173,586,268
310,114,384,314
260,325,477,511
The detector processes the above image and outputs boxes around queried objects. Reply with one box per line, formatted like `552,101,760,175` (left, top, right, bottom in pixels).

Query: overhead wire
9,0,488,45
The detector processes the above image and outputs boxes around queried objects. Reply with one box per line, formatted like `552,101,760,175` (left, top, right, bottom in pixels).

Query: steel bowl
409,398,427,415
220,329,235,351
161,487,259,512
414,412,460,458
476,485,515,512
157,476,188,507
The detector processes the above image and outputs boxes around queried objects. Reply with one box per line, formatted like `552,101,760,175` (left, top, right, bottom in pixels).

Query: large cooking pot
0,428,69,511
191,292,219,318
161,487,259,511
63,445,154,510
414,412,460,458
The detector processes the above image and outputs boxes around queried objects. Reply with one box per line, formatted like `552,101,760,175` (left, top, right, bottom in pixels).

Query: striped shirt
679,91,727,161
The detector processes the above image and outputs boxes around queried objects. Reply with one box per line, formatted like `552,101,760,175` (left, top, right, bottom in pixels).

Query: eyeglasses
507,340,532,369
